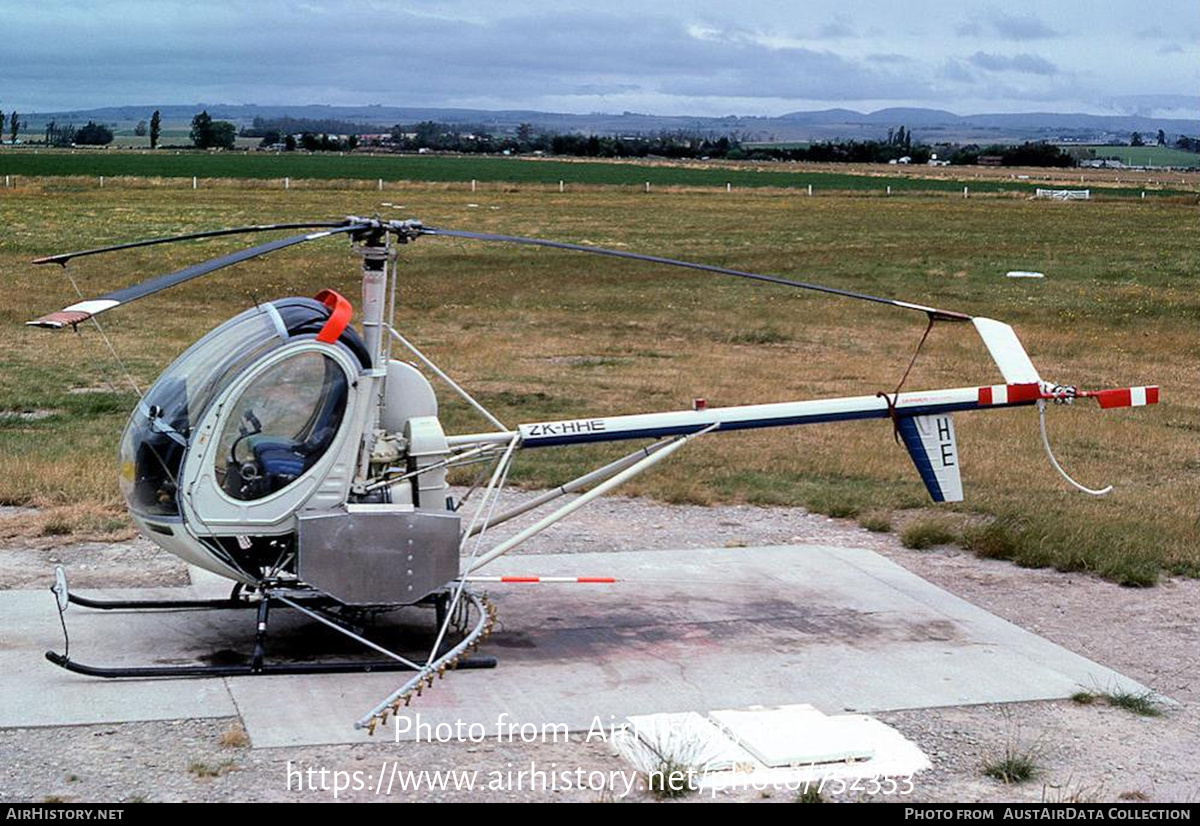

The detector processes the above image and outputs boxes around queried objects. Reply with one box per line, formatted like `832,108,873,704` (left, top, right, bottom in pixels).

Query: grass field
0,149,1191,197
1084,145,1195,168
0,183,1195,585
1072,145,1200,168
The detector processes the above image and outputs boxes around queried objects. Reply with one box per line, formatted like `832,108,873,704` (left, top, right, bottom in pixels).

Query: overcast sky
5,1,1197,118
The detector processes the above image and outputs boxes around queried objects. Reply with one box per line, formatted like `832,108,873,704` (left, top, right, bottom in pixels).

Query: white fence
1035,188,1090,200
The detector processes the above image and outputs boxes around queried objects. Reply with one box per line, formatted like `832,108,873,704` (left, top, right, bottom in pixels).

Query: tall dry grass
1,185,1194,582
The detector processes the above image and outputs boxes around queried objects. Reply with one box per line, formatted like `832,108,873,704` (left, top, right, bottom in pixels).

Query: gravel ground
0,491,1195,803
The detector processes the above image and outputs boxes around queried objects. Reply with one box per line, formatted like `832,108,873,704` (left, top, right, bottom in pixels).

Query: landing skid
43,650,498,678
45,571,497,679
64,582,251,611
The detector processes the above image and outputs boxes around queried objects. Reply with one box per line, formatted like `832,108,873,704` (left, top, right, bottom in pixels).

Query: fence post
471,179,476,192
645,181,650,193
963,186,968,198
886,185,891,195
99,176,104,188
378,178,383,191
726,182,731,192
1141,191,1145,199
4,174,9,188
807,184,812,196
192,176,198,190
284,177,289,190
559,180,564,193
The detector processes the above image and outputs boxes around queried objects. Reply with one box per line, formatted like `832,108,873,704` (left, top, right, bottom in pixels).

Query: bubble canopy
118,298,369,520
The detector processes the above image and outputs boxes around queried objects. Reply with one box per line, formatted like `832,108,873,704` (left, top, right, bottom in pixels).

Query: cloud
937,59,975,83
0,1,1189,118
957,9,1059,41
817,16,855,39
989,10,1059,39
968,52,1058,76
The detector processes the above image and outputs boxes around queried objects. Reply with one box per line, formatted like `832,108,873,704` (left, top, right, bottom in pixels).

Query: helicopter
27,216,1159,731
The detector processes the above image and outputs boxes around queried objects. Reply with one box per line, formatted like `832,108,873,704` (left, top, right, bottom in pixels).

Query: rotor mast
351,223,393,481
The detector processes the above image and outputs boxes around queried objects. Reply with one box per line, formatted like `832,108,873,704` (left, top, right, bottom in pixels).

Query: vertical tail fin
897,414,963,502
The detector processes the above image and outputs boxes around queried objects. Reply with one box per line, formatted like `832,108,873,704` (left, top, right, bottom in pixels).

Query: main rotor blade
32,221,358,267
419,226,972,322
28,224,370,329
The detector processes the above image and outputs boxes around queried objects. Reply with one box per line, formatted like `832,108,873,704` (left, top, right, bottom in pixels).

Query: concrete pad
226,545,1152,747
0,588,236,728
0,546,1152,744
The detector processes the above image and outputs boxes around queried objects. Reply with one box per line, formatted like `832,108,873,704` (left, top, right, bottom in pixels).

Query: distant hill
14,104,1198,145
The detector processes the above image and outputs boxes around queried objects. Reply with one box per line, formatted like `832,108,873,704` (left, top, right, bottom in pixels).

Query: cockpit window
119,306,282,517
214,351,349,501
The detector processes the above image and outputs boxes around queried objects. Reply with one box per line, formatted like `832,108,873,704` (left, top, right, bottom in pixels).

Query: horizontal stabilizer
898,413,963,503
973,317,1040,385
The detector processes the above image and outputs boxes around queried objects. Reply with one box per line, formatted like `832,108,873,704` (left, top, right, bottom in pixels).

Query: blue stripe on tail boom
896,416,946,502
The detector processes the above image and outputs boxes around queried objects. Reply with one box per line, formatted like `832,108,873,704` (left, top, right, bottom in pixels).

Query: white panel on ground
618,711,756,772
700,715,931,794
710,704,875,767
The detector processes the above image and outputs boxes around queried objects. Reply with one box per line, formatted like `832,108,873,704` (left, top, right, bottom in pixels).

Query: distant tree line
381,121,747,159
240,115,377,139
40,119,114,146
253,130,359,151
941,142,1075,167
190,110,236,149
749,135,932,165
